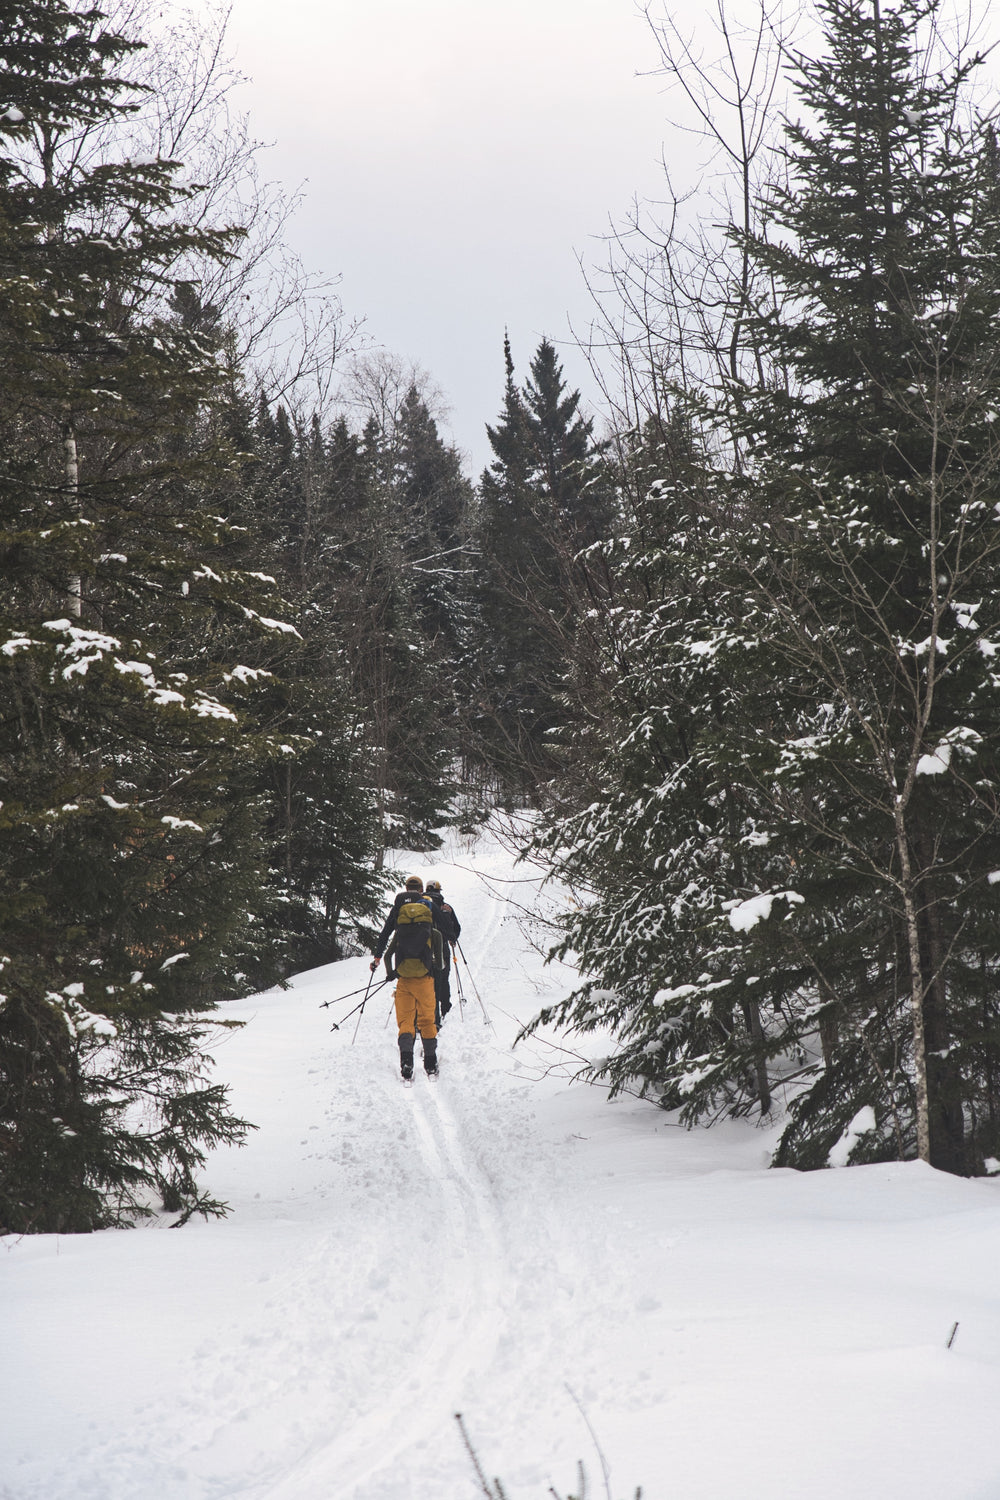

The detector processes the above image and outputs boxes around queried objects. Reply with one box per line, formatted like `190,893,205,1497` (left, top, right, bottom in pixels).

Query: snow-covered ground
5,827,1000,1500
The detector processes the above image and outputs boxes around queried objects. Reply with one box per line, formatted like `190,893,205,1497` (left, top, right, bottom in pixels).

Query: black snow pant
434,951,452,1026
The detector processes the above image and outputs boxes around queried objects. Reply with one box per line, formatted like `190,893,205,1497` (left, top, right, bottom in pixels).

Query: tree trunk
819,1009,839,1069
741,996,771,1115
285,763,293,884
63,421,81,618
894,809,931,1162
919,867,966,1173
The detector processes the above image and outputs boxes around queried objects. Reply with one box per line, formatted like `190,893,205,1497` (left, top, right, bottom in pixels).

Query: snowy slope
4,827,1000,1500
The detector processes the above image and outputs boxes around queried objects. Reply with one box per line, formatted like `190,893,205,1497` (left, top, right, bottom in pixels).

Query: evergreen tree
526,417,784,1121
394,383,473,652
474,337,611,795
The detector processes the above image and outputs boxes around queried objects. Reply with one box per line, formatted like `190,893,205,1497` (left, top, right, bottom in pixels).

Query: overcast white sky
219,0,673,471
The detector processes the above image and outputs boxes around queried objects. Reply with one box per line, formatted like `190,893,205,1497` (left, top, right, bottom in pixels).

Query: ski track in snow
266,1074,517,1500
4,1032,510,1500
6,828,1000,1500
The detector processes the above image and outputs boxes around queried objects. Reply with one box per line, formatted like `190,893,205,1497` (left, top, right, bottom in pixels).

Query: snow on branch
724,890,805,932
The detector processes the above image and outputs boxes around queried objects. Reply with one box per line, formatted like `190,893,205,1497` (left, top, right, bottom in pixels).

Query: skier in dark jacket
425,879,461,1025
372,874,436,958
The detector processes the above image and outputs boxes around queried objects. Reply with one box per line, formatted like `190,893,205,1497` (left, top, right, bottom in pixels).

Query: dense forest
4,0,1000,1233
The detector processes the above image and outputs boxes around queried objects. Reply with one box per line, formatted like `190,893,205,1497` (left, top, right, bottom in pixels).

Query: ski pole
350,966,383,1045
452,947,467,1022
320,977,380,1009
329,992,370,1031
455,941,492,1028
328,978,390,1032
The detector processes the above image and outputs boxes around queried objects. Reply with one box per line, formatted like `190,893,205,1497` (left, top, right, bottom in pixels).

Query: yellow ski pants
394,974,437,1038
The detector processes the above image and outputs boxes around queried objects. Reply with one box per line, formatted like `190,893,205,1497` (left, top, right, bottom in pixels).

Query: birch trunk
63,421,81,618
893,804,931,1163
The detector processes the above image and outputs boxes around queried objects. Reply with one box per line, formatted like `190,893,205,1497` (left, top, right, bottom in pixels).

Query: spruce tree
394,383,473,653
526,417,784,1123
474,337,611,795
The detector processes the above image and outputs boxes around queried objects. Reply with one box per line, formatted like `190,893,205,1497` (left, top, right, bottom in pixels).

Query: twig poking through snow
455,1412,507,1499
566,1384,613,1500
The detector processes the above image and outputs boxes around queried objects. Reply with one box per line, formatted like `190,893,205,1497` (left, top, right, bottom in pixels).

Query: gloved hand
370,960,379,972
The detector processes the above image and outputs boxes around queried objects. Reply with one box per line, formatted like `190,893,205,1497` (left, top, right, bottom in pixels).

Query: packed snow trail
5,827,1000,1499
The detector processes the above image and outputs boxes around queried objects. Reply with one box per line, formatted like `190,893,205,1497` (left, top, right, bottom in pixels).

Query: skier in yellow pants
393,974,438,1078
371,875,443,1080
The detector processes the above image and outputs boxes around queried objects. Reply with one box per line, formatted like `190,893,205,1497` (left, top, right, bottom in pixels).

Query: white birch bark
63,421,81,618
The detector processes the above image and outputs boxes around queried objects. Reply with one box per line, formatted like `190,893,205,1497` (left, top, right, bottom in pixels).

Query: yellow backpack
392,899,435,977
